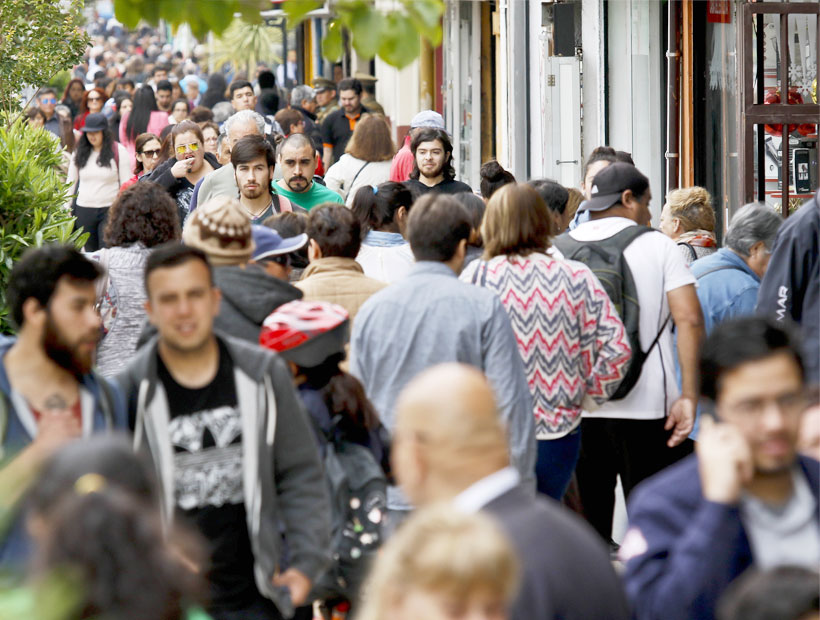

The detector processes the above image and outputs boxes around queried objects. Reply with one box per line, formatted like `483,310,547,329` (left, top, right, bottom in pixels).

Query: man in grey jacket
117,243,330,620
350,193,536,529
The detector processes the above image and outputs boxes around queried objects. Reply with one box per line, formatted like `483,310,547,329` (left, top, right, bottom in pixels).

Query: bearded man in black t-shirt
403,127,473,197
117,243,330,620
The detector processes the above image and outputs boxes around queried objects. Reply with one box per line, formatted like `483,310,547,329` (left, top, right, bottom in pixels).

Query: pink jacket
119,110,169,168
389,135,414,182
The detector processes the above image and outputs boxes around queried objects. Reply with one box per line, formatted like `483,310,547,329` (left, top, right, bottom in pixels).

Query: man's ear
21,297,46,329
308,239,322,261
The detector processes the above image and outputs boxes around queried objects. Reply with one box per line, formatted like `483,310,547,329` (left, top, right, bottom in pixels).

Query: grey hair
724,202,782,256
290,85,315,108
211,101,235,125
223,108,266,138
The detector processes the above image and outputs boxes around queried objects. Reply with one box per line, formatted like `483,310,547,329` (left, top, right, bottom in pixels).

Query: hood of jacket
214,264,302,325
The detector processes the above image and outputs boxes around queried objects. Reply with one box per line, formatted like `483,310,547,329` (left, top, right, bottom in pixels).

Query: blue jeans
535,428,582,500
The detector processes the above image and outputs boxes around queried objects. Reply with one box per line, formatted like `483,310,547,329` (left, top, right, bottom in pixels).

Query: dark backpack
311,419,387,602
553,226,668,400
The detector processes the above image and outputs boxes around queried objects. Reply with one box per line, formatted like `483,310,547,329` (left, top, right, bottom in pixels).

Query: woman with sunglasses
120,133,162,191
120,85,169,168
73,87,107,131
145,120,220,226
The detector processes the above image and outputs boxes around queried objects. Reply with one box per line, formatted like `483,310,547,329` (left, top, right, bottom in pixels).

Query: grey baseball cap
410,110,445,130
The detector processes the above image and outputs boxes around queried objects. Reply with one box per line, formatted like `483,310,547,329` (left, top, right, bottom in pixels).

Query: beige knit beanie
182,196,255,266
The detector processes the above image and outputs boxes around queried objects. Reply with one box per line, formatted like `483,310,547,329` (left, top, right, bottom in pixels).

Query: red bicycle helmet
260,300,350,368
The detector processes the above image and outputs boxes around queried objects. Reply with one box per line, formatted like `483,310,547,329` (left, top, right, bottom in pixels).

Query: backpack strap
679,241,698,263
695,264,747,280
553,225,654,257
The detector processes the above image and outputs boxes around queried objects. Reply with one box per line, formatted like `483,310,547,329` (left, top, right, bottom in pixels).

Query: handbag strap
349,161,370,193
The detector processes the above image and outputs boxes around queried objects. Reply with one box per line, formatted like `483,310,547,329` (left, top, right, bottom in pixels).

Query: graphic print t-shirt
157,342,257,611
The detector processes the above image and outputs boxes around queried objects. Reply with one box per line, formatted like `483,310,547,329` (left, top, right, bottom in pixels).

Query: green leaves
0,117,88,333
322,20,344,63
0,0,89,116
282,0,444,69
112,0,269,39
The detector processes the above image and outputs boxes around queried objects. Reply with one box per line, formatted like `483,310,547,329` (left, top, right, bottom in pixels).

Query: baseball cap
251,225,308,262
410,110,445,130
578,162,649,212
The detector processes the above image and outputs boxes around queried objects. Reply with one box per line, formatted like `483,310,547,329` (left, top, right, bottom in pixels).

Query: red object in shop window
764,88,816,137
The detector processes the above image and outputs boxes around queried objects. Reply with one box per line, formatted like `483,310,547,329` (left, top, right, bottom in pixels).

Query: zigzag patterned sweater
461,253,632,439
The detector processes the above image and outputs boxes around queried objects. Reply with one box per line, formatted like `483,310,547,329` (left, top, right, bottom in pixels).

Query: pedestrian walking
351,181,415,283
120,132,162,190
90,182,180,377
117,242,331,620
275,134,345,210
553,162,703,546
61,78,86,121
73,87,106,131
119,85,170,167
350,194,536,531
0,246,127,564
621,317,819,620
146,120,220,225
389,110,446,183
321,78,369,166
324,115,394,206
479,160,515,200
659,186,718,264
296,205,387,323
232,135,303,222
404,128,472,195
461,184,632,500
392,364,630,620
67,113,131,251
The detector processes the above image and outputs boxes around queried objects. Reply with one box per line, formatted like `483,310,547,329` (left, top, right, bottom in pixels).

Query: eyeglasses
41,97,57,104
140,148,161,158
175,142,200,155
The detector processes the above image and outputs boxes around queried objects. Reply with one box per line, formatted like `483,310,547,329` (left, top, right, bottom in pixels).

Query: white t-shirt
569,217,696,420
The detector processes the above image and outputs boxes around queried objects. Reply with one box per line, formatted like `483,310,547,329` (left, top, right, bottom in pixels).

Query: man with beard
321,77,369,166
404,127,472,196
0,245,127,563
274,133,344,211
233,135,306,222
621,317,820,620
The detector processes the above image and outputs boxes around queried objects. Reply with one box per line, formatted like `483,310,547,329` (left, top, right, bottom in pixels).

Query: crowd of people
5,17,820,620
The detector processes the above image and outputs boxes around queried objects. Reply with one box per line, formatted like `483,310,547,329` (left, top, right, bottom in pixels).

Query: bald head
394,364,510,505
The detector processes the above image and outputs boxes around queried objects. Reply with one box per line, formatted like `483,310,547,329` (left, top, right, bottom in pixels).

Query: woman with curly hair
67,113,131,252
89,181,180,376
73,87,107,131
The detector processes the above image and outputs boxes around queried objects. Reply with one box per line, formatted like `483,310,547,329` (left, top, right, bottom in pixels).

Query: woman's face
202,127,219,154
119,99,133,116
69,82,84,101
172,102,188,122
86,92,104,113
393,588,508,620
658,203,679,239
86,130,103,149
174,131,204,172
28,115,44,129
136,138,162,173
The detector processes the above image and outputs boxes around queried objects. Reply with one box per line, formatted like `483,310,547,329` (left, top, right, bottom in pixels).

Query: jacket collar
410,261,457,278
301,256,364,278
716,248,760,282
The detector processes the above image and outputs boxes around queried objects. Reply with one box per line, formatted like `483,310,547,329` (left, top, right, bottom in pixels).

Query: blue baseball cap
251,226,308,262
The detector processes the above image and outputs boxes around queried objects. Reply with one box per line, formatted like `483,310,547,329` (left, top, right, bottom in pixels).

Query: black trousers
72,205,109,252
574,416,694,541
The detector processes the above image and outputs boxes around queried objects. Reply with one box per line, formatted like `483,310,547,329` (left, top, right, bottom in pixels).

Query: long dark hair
74,125,116,169
351,181,413,235
125,85,159,142
201,73,228,109
61,78,85,104
409,128,456,181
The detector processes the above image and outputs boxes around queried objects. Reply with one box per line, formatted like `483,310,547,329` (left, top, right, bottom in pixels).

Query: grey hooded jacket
213,264,303,343
116,333,331,617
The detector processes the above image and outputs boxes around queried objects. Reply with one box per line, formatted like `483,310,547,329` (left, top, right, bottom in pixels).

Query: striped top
461,253,632,439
